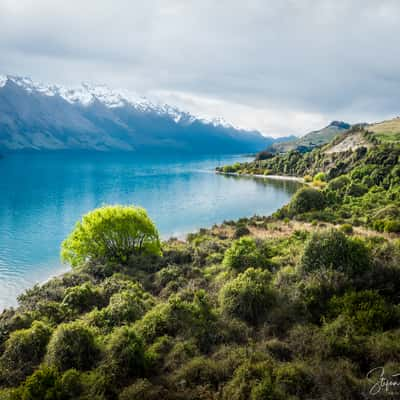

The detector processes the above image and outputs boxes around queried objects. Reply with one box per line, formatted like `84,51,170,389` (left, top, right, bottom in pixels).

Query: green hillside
269,121,350,153
0,126,399,399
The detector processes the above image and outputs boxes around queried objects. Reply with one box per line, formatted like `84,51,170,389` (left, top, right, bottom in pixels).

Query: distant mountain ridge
268,120,351,153
0,75,280,153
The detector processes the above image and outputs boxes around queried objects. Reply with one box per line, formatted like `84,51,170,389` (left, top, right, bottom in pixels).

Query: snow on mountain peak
0,75,7,88
0,74,238,130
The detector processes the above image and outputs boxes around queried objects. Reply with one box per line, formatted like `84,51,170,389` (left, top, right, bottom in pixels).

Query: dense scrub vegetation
218,127,400,233
0,132,400,399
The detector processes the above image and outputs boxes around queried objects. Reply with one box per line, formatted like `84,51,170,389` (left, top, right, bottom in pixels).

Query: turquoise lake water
0,152,301,309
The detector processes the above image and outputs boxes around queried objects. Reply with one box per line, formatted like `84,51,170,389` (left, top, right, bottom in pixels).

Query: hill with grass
0,122,399,399
268,121,351,153
368,116,400,143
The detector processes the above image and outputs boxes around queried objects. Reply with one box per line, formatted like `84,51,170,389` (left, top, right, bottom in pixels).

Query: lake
0,152,301,309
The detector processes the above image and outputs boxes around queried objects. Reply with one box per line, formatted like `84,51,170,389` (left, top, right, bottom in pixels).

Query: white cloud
0,0,399,136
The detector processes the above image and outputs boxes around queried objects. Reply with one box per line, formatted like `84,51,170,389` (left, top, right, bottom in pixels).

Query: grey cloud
0,0,399,135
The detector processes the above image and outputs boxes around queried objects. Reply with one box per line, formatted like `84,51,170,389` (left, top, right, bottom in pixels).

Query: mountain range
0,75,288,154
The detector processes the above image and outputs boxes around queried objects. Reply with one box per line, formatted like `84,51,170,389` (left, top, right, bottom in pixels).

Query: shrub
223,237,270,272
296,269,349,323
46,321,99,372
328,290,395,334
313,172,326,182
119,379,161,400
219,268,275,325
173,356,225,389
326,175,350,192
61,205,161,267
0,321,52,385
384,220,400,233
61,282,104,313
106,290,148,324
289,188,325,215
304,175,313,183
222,361,276,400
19,367,59,400
255,151,274,161
299,229,370,276
57,369,83,400
346,182,368,197
135,292,216,348
105,326,147,385
233,224,250,239
339,224,353,235
274,362,314,397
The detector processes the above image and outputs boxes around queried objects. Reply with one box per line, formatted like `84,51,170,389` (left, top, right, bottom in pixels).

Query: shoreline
1,170,302,311
216,170,305,183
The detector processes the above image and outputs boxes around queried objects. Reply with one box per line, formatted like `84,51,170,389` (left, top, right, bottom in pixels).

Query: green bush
327,175,350,192
135,292,216,348
61,282,104,313
223,237,270,272
219,268,275,325
57,369,83,400
19,367,59,400
339,224,353,235
46,321,99,372
61,205,161,267
328,290,395,334
105,326,147,385
274,362,314,397
233,224,250,239
384,220,400,233
299,229,370,276
296,269,349,323
222,361,277,400
346,182,368,197
119,379,161,400
0,321,52,385
289,188,325,215
173,356,225,389
313,172,326,182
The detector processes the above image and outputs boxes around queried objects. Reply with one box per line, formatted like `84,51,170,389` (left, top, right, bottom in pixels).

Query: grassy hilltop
0,120,400,399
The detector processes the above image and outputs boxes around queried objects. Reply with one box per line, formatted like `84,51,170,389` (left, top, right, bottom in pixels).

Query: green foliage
61,205,161,267
223,361,278,400
61,282,104,313
2,141,400,400
104,326,146,385
46,322,99,372
384,220,400,233
0,321,52,386
19,367,59,400
339,223,353,234
313,172,326,182
327,175,350,191
223,237,270,272
300,229,370,276
328,290,396,334
274,362,314,398
220,268,275,325
289,187,325,215
119,379,161,400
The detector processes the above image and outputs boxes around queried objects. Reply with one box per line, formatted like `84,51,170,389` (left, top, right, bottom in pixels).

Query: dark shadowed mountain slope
0,76,277,154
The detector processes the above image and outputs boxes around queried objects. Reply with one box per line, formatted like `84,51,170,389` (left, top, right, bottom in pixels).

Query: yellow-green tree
61,205,161,267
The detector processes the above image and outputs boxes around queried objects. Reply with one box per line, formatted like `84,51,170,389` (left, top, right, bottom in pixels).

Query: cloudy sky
0,0,399,137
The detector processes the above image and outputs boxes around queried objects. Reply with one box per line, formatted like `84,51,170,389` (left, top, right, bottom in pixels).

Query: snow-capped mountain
0,75,274,153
